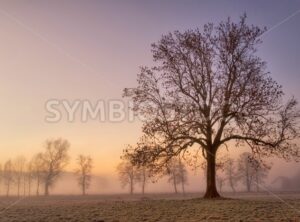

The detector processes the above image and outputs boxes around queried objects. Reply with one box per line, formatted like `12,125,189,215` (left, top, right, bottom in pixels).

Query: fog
2,160,296,196
53,166,300,195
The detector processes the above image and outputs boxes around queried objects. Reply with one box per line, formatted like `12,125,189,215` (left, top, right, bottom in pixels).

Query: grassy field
0,192,300,221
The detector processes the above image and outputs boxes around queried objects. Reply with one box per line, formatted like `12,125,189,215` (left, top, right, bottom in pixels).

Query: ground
0,192,300,221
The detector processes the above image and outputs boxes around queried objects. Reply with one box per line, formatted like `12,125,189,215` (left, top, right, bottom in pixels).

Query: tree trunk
28,178,31,196
17,181,20,197
181,180,185,194
246,177,251,192
256,173,259,192
44,182,49,196
230,179,236,193
130,177,134,195
82,179,86,195
23,176,26,196
36,177,40,196
203,151,220,199
173,173,178,194
6,184,10,197
142,181,145,195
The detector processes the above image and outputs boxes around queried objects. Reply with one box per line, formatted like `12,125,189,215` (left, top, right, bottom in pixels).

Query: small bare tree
3,160,14,197
136,166,150,195
31,153,44,196
166,157,188,194
224,157,238,193
75,155,93,195
26,160,34,196
237,152,256,192
117,157,139,195
166,158,181,194
13,156,26,197
216,175,226,193
251,159,272,192
178,158,188,194
41,138,70,196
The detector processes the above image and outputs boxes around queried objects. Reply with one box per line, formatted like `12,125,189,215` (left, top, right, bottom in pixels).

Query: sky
0,0,299,193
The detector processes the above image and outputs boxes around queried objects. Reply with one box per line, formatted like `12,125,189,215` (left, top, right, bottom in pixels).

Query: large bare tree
75,155,93,195
124,15,300,198
41,138,70,196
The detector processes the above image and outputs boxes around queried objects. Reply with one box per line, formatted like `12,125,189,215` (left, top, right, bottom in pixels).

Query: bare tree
166,157,188,194
3,160,14,197
251,158,272,192
216,175,226,193
178,157,188,194
75,155,93,195
124,15,300,198
166,158,181,194
41,138,70,196
31,153,44,196
237,152,255,192
13,156,26,197
224,157,238,193
136,166,151,195
117,157,139,195
26,160,34,196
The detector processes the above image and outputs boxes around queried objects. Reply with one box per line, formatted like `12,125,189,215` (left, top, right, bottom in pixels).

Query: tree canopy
124,15,300,198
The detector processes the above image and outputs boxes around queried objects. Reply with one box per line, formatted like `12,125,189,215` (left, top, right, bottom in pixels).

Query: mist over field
38,166,300,195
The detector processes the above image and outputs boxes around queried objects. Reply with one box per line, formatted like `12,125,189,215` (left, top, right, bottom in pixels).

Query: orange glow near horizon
0,1,299,194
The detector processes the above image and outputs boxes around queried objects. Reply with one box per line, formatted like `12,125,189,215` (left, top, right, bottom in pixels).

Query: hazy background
0,0,299,194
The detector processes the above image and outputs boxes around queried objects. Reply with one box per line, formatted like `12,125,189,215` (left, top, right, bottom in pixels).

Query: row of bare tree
210,152,271,193
0,138,93,196
117,150,271,195
117,155,188,195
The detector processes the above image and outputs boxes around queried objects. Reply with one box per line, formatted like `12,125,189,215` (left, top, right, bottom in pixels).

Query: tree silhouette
224,157,238,193
117,155,140,195
13,156,26,197
250,157,272,192
136,165,151,195
3,160,14,197
166,157,188,194
40,138,70,196
124,15,300,198
26,160,35,196
75,155,93,195
31,153,44,196
237,152,257,192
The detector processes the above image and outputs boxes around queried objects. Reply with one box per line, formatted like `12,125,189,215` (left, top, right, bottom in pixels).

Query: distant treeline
0,138,92,197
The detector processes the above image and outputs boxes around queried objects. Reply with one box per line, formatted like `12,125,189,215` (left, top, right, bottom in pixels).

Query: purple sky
0,0,299,191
